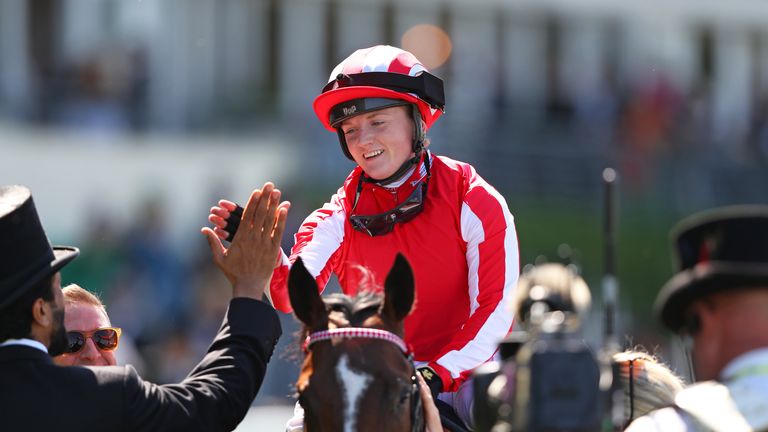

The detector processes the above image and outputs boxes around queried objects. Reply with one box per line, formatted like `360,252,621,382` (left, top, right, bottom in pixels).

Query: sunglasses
349,157,430,237
66,327,122,354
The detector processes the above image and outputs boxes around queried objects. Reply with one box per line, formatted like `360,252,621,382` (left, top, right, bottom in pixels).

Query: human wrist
232,278,268,299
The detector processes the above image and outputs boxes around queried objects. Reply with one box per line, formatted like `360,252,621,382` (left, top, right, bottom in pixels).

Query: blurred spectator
613,350,685,427
627,205,768,430
47,45,150,135
53,283,146,371
61,211,125,302
54,284,121,367
122,196,187,336
54,52,130,134
618,71,683,191
748,93,768,164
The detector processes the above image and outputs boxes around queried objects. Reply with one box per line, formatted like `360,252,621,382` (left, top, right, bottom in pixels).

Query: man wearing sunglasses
626,206,768,431
209,45,519,429
0,183,288,431
53,284,120,367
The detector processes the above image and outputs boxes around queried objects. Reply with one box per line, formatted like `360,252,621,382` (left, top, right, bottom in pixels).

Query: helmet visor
329,98,411,128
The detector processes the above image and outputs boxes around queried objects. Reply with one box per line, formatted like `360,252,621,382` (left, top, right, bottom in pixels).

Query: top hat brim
0,245,79,309
50,246,79,275
654,262,768,332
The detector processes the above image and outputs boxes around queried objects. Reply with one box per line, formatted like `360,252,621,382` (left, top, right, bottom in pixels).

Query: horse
288,253,425,432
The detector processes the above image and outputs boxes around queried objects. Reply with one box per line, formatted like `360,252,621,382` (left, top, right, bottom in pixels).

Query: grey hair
614,350,686,421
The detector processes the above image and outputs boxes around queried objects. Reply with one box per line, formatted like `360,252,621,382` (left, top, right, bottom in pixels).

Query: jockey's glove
417,366,443,399
224,204,244,242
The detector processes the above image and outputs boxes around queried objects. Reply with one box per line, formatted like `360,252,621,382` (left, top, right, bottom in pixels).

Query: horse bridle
305,328,426,432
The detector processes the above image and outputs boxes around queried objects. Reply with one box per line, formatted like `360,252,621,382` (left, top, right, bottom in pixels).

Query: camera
473,263,613,432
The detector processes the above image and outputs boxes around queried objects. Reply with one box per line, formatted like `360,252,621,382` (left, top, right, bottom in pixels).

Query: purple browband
305,328,409,354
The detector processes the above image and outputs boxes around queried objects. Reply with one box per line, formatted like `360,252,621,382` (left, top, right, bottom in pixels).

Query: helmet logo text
342,105,357,116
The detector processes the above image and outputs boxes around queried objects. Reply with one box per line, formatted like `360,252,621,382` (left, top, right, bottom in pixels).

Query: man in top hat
626,205,768,431
0,183,289,431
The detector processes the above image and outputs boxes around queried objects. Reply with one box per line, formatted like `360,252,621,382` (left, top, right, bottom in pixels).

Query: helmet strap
337,129,355,160
411,104,426,154
362,152,420,185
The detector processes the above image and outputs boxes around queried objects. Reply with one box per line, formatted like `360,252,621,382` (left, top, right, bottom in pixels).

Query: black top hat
0,185,79,309
654,205,768,332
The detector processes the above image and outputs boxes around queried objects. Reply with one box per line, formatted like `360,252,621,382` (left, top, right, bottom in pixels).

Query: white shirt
0,338,48,354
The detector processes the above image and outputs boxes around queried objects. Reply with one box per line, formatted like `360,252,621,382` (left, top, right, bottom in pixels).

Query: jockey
209,45,520,429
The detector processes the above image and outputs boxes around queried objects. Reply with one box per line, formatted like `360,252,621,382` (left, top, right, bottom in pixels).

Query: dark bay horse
288,254,425,432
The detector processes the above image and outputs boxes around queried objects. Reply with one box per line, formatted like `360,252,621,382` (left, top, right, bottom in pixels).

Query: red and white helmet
313,45,445,133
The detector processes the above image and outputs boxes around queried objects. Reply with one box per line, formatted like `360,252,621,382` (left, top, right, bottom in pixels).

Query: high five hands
202,182,291,300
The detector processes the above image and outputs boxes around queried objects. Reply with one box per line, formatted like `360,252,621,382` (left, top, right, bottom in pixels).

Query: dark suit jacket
0,298,281,432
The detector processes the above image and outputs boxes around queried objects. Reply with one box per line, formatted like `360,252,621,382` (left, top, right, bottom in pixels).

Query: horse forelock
321,291,383,327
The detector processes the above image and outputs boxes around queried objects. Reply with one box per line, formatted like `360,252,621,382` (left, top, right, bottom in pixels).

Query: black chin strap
362,153,420,185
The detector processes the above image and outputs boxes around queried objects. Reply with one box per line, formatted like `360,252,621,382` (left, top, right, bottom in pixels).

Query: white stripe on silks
408,63,426,77
503,216,520,310
300,205,346,278
460,202,484,315
485,186,520,295
441,190,519,378
279,248,290,266
336,353,373,432
362,45,402,73
438,285,516,378
486,183,521,313
266,248,291,304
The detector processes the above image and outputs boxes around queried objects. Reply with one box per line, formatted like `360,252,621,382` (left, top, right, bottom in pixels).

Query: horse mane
323,291,383,325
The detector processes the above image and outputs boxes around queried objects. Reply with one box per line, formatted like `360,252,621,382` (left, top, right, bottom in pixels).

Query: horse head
289,254,423,432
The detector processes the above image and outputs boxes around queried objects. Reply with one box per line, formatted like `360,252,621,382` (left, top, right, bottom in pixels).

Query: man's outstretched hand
202,182,290,300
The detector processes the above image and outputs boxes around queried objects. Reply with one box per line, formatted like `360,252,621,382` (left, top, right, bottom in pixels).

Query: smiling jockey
209,45,520,429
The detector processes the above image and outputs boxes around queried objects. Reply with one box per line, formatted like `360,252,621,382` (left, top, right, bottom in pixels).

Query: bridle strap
305,327,409,354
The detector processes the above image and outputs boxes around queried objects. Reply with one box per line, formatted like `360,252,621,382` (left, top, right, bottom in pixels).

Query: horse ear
381,253,415,323
288,257,328,331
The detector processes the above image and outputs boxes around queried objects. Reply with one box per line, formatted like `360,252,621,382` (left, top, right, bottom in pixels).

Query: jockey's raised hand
208,198,239,241
202,182,290,299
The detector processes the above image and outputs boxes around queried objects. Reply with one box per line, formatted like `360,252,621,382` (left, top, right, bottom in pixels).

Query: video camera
473,263,616,432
